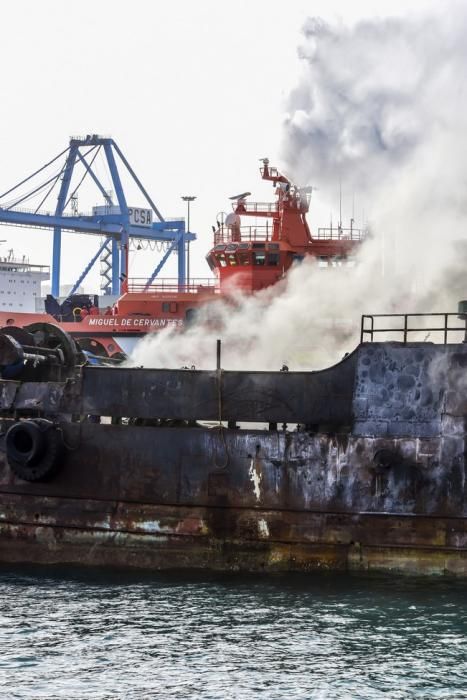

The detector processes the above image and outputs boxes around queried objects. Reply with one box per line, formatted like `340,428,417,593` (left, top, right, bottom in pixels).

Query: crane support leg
103,143,129,293
111,239,120,295
52,145,78,297
178,229,186,287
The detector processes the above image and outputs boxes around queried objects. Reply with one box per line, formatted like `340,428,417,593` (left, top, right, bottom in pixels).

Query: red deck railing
127,278,218,294
213,224,274,245
316,227,366,241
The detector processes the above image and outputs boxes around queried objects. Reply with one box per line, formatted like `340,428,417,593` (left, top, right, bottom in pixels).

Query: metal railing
0,205,54,217
70,134,111,141
213,224,273,245
0,260,49,273
0,205,181,224
235,201,278,214
127,278,218,294
360,313,467,344
316,226,365,241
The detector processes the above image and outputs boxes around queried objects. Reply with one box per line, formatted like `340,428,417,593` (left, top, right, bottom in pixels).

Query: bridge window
238,252,251,265
227,254,237,266
216,254,227,267
254,252,266,266
162,301,178,313
267,253,279,266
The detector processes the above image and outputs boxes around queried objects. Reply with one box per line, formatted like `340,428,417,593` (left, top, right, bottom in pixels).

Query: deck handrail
316,227,365,241
360,312,467,344
127,278,218,294
213,224,273,245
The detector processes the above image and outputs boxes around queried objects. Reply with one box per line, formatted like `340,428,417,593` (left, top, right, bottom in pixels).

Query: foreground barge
2,317,467,575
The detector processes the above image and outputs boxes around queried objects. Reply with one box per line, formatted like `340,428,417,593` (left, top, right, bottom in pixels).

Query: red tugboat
0,161,364,358
204,159,362,292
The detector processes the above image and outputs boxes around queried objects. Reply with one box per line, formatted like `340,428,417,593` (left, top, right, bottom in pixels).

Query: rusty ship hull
1,325,467,576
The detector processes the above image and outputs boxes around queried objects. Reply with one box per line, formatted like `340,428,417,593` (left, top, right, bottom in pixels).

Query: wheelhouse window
267,253,279,266
253,252,266,265
163,301,178,312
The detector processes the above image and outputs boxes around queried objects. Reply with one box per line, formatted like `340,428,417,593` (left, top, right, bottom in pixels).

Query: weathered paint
1,341,467,575
249,458,262,501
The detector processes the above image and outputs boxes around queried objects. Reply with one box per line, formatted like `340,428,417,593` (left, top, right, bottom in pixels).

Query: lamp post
182,195,196,286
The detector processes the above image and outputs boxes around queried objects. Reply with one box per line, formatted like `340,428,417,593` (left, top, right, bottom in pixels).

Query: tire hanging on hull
6,419,65,482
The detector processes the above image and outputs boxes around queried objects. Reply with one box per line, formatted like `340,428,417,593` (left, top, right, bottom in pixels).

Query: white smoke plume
282,9,467,303
130,8,467,372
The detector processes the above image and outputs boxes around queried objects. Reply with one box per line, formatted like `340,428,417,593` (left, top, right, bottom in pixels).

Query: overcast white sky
0,0,439,292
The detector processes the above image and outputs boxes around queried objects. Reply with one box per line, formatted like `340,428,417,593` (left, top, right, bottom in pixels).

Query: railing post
444,313,448,344
403,315,408,343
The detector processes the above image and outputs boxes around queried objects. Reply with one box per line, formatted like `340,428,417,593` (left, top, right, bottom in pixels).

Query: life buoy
73,307,83,318
6,419,65,482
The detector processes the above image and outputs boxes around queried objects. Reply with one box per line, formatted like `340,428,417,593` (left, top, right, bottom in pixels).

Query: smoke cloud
130,8,467,372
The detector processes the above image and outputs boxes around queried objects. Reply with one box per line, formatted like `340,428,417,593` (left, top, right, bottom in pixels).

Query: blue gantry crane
0,135,194,297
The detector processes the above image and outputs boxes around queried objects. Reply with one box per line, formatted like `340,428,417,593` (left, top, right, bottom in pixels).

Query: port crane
0,135,194,297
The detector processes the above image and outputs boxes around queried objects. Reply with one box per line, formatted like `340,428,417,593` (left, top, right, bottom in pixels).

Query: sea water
1,566,466,699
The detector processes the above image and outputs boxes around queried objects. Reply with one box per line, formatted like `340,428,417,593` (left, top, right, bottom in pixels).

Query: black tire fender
6,420,46,465
6,420,65,482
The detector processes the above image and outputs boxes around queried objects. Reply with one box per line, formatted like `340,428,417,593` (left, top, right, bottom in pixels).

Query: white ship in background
0,249,49,314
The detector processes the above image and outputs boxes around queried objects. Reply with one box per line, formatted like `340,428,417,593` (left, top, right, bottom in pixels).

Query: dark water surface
1,566,467,699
